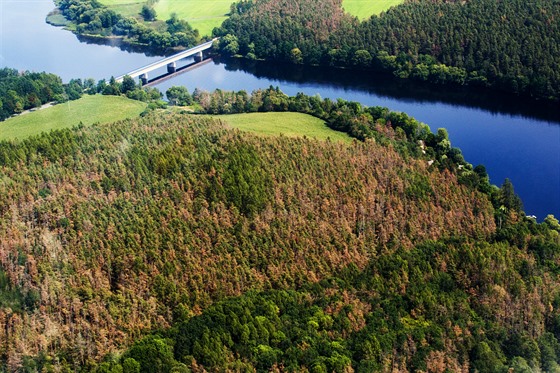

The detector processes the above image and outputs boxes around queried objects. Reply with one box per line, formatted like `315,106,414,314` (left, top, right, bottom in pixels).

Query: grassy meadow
0,95,146,141
213,112,352,143
342,0,405,18
98,0,404,36
99,0,230,36
98,0,146,18
154,0,231,36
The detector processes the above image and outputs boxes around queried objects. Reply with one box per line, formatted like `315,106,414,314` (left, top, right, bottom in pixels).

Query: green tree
290,48,303,64
122,358,140,373
141,5,157,21
166,86,192,106
352,50,372,67
499,178,523,213
544,215,560,232
220,34,239,56
4,90,24,114
472,342,506,373
166,13,192,34
508,357,532,373
121,75,137,94
222,144,272,216
124,335,177,373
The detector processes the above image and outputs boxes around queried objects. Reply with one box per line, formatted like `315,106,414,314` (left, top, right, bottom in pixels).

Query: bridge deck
115,39,216,82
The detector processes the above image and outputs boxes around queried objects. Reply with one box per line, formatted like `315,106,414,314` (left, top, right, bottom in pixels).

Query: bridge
115,38,217,85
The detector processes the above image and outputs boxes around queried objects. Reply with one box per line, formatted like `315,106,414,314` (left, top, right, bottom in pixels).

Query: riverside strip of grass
0,95,146,141
214,112,352,143
342,0,404,18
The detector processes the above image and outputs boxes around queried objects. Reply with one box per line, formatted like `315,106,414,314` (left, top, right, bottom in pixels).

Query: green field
342,0,404,18
98,0,230,36
98,0,146,18
98,0,400,36
214,112,352,143
0,95,147,141
154,0,231,36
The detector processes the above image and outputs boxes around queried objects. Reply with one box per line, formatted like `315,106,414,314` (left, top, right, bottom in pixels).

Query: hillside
0,95,147,141
3,109,545,370
214,112,352,143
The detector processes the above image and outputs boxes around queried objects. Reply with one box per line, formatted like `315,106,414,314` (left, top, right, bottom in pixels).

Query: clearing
342,0,405,18
98,0,402,37
153,0,231,36
98,0,230,36
213,112,352,143
0,95,146,141
98,0,147,18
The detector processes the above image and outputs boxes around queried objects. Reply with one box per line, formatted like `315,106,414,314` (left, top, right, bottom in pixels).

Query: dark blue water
1,1,559,220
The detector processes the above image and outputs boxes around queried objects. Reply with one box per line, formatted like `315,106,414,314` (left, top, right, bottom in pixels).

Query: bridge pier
140,73,148,85
115,38,218,84
167,62,177,73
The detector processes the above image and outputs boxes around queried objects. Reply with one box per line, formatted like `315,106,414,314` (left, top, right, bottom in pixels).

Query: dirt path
17,102,56,116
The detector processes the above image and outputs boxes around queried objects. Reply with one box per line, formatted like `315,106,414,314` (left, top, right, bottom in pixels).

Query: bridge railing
115,38,218,82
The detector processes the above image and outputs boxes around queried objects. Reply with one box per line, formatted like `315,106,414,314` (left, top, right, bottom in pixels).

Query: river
1,0,559,219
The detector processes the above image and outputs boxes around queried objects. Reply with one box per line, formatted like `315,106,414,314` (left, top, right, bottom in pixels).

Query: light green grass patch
46,12,71,27
0,95,147,141
213,112,352,143
154,0,232,36
98,0,145,18
342,0,404,19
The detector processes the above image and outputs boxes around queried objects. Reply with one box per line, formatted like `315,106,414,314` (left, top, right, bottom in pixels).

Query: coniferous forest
1,0,560,371
0,106,559,371
216,0,560,100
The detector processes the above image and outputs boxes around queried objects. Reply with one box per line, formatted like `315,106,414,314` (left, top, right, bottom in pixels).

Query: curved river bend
1,0,559,219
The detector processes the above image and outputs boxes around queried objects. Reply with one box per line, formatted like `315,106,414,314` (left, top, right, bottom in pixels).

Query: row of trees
58,0,201,54
168,85,490,193
216,0,560,100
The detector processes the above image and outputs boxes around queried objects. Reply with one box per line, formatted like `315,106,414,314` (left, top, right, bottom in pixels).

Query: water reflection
221,57,560,124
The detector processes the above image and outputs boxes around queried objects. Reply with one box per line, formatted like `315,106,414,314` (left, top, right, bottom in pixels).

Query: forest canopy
216,0,560,100
0,109,558,371
0,68,66,121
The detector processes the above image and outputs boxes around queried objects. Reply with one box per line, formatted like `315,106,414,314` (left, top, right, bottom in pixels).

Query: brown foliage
0,113,495,364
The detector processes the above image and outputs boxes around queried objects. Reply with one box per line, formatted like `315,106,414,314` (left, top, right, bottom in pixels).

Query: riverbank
50,0,202,56
46,9,71,27
217,0,560,103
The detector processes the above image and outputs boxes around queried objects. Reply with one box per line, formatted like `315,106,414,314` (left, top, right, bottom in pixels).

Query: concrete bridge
115,38,217,85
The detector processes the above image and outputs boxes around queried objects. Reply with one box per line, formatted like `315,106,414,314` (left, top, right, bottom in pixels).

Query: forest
53,0,560,99
1,0,560,370
0,99,559,370
216,0,560,100
0,69,68,121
